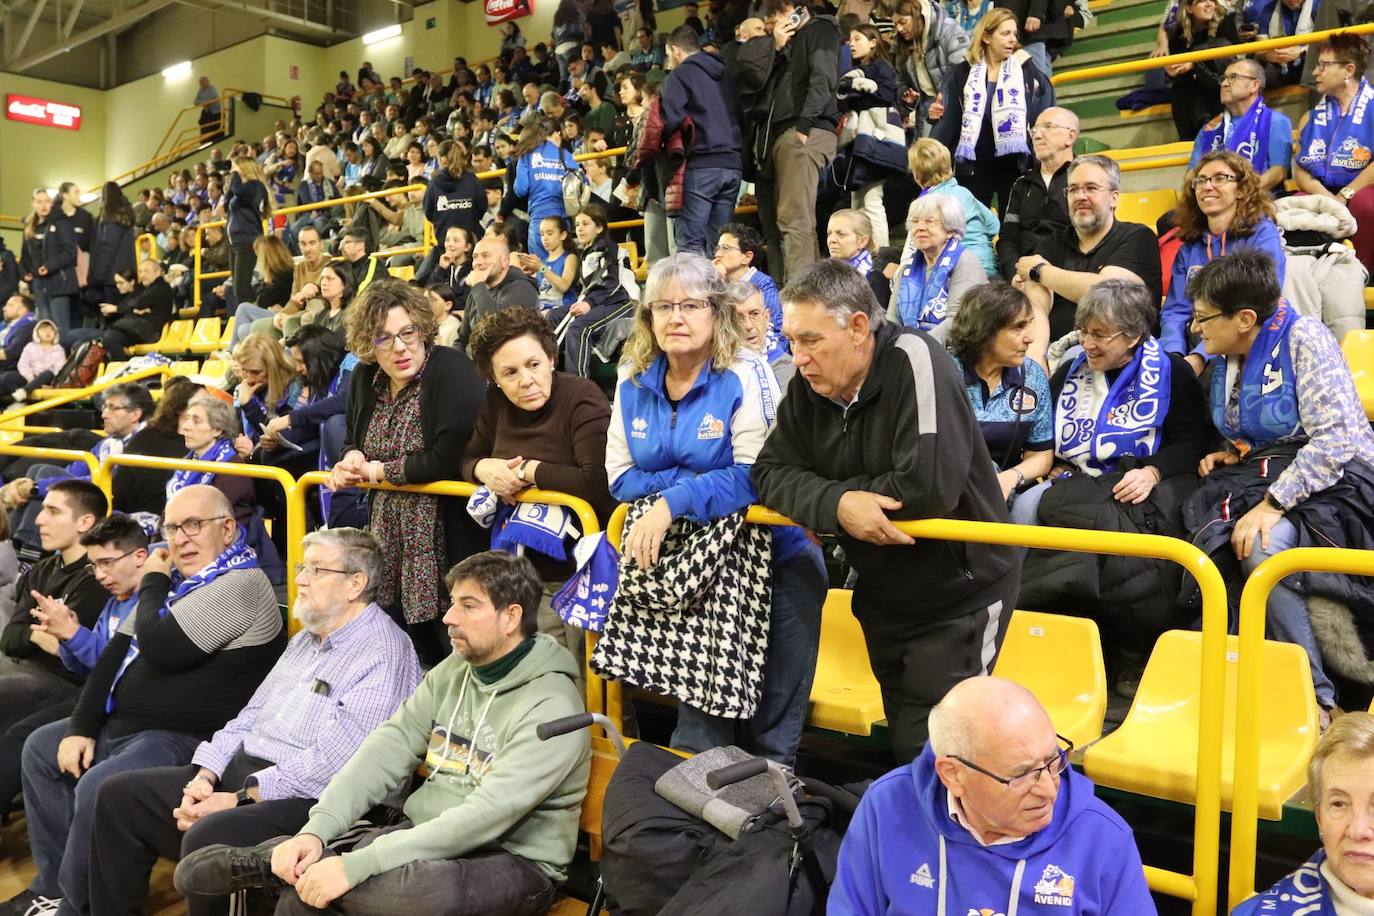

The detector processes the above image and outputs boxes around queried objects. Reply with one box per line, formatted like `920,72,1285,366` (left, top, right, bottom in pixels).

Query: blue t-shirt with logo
957,355,1054,470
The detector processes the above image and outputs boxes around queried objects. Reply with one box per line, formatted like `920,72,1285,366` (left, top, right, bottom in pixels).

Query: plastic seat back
189,318,222,348
219,317,236,347
389,265,416,281
1082,630,1318,819
200,360,230,381
170,361,200,378
992,610,1107,747
1114,188,1178,230
808,589,885,736
1341,329,1374,420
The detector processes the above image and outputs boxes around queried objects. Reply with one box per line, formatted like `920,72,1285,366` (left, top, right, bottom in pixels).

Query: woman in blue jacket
226,157,271,314
512,119,579,261
603,251,826,766
1161,151,1285,360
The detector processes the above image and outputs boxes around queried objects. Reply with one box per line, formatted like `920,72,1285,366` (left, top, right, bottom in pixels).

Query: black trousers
858,586,1017,764
90,755,314,916
229,239,259,307
957,156,1022,220
0,697,76,816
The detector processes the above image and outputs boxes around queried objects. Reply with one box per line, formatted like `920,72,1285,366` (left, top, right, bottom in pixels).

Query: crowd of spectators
3,2,1374,912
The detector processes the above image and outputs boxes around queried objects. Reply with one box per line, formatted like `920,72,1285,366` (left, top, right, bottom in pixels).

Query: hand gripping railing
1229,547,1374,912
288,471,604,713
603,501,1228,915
0,365,175,429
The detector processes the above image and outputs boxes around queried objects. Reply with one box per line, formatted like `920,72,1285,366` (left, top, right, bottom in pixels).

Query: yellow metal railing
0,445,108,494
0,365,174,428
1230,547,1374,911
603,502,1228,915
100,452,303,605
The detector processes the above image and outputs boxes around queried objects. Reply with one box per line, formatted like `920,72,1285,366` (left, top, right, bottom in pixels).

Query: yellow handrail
1230,547,1374,911
1052,21,1374,85
100,453,302,605
603,503,1228,915
0,365,174,428
0,445,108,494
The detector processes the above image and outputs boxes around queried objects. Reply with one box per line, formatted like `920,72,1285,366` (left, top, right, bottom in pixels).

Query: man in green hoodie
175,550,591,914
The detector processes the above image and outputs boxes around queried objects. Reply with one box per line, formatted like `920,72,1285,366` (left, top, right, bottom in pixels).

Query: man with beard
173,551,590,915
87,528,419,916
1012,155,1162,360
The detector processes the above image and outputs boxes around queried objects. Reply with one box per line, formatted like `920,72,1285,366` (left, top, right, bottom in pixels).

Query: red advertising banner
485,0,533,26
5,94,82,130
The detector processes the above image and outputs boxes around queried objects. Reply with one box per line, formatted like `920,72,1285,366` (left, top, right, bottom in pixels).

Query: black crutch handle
536,713,596,741
706,757,769,790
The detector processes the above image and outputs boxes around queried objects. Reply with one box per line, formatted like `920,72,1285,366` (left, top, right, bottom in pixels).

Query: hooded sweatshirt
659,50,743,171
829,746,1157,915
423,168,486,244
298,633,590,888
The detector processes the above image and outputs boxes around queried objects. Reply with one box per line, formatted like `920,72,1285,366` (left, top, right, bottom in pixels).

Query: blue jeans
672,543,827,766
1009,479,1052,526
36,293,73,342
22,717,200,914
1239,518,1337,708
673,167,742,255
1023,41,1052,77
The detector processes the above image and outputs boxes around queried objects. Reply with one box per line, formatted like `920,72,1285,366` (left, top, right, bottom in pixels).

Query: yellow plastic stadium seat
219,317,236,348
186,318,224,355
200,360,230,381
991,610,1107,747
389,265,416,281
808,589,886,735
170,361,200,378
1083,630,1319,819
1342,329,1374,421
100,362,129,380
128,319,193,356
619,241,642,269
1114,189,1178,230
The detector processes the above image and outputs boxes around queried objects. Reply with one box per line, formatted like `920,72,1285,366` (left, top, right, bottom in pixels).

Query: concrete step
1059,33,1158,65
1091,0,1168,27
1075,12,1164,37
1056,71,1148,102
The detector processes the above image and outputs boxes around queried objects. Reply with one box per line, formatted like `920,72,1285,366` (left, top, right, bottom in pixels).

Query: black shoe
173,838,289,896
0,890,60,916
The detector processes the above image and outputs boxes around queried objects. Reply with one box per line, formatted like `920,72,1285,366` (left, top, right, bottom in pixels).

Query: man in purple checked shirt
86,527,421,916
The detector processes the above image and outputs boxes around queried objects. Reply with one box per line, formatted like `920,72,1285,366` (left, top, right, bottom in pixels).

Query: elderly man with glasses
5,485,285,916
1013,155,1163,368
830,676,1157,915
997,108,1080,280
1190,59,1293,191
87,527,420,916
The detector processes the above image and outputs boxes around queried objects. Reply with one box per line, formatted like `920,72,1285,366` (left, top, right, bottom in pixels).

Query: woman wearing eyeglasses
597,252,825,767
1187,250,1374,721
1160,151,1285,361
889,193,988,338
332,280,485,664
1295,33,1374,273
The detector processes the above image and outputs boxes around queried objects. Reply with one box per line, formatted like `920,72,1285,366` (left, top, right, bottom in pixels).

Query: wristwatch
1028,262,1045,284
235,787,256,807
1012,468,1026,488
516,459,530,482
1340,187,1356,201
1264,491,1284,511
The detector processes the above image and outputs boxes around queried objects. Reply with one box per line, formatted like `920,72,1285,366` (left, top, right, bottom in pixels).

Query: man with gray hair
1190,58,1293,191
89,527,421,916
1014,154,1162,362
752,259,1021,763
997,108,1079,278
830,676,1156,914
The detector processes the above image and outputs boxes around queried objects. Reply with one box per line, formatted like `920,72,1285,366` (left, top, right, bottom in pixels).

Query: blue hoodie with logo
829,745,1157,915
513,140,579,221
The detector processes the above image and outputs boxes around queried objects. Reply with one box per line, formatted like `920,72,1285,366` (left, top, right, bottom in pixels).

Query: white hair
908,193,967,239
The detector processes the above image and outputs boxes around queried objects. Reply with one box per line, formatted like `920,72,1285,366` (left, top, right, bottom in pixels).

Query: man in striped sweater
3,485,285,916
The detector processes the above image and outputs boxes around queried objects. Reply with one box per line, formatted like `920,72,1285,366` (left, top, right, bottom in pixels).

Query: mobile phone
786,5,806,28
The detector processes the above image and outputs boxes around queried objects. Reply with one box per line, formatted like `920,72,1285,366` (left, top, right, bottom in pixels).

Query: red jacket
631,97,695,216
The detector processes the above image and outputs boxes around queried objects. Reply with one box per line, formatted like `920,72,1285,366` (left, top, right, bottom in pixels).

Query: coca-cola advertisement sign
484,0,532,25
6,94,82,130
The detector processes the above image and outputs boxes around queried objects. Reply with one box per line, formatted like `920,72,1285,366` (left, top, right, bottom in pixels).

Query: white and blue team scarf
1055,336,1172,476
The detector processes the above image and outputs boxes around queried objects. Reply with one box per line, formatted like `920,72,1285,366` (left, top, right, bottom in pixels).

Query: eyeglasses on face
162,515,228,540
294,562,353,579
714,242,741,254
950,735,1074,791
1314,59,1353,71
373,325,422,351
1030,123,1071,135
101,402,134,414
1191,173,1239,189
1065,184,1110,198
90,548,140,572
1075,327,1126,345
1220,73,1259,84
647,299,713,317
1191,310,1233,327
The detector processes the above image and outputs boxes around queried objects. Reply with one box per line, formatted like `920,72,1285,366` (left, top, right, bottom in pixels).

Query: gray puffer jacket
894,0,970,131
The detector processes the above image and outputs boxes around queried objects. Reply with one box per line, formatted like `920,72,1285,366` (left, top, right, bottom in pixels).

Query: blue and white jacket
513,140,578,221
606,349,808,564
59,592,138,679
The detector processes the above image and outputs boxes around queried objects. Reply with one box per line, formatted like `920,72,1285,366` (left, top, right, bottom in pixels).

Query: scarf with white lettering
1055,336,1172,475
1197,95,1273,173
1298,77,1374,189
957,57,1028,161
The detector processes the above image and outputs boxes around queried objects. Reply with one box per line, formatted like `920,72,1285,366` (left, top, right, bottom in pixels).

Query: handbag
831,134,908,191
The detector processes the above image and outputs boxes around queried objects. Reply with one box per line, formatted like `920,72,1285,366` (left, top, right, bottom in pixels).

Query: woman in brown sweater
462,307,614,682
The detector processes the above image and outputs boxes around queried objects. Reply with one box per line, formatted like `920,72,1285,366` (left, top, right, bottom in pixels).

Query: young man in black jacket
737,0,840,284
751,259,1022,764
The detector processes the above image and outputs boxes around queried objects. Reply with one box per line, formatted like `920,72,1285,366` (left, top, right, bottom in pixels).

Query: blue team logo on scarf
896,238,965,331
551,533,618,631
1198,96,1273,173
1211,299,1302,453
1056,336,1172,476
167,437,237,497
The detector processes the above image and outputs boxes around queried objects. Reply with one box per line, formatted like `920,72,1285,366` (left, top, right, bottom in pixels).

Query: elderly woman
1186,250,1374,718
888,194,988,339
1161,151,1285,358
908,138,999,276
461,307,614,687
595,252,825,767
173,389,258,530
1239,712,1374,913
930,8,1054,215
946,282,1054,502
1295,34,1374,274
331,279,485,664
1013,280,1208,675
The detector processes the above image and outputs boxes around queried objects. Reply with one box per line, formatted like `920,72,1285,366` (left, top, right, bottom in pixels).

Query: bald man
830,677,1157,915
9,485,285,916
1190,58,1293,192
997,108,1080,279
456,234,539,354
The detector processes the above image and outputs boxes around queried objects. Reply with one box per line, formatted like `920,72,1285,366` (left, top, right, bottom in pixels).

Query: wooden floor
0,812,184,915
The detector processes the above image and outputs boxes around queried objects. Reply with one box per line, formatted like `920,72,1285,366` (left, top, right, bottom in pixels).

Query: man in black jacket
0,238,17,307
6,485,284,916
98,258,175,360
752,260,1022,763
660,25,744,255
738,0,840,283
456,234,539,354
996,107,1079,279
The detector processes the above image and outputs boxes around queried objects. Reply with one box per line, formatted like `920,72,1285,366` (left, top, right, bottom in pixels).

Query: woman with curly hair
1160,150,1284,361
1163,0,1239,139
331,279,485,662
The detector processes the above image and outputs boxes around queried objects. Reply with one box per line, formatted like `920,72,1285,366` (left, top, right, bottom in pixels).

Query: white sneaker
22,898,60,916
